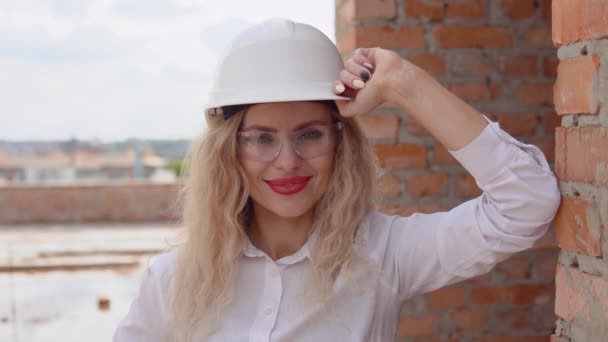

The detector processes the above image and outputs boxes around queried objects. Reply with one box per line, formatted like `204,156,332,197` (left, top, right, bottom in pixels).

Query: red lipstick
265,176,312,195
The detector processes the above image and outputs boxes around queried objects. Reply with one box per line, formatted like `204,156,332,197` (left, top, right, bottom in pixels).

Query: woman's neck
248,205,313,261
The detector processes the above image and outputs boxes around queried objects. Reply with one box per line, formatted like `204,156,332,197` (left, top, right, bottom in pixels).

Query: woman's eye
255,133,275,144
298,129,323,141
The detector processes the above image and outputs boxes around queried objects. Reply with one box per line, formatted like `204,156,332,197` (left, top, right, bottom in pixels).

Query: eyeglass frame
236,121,343,163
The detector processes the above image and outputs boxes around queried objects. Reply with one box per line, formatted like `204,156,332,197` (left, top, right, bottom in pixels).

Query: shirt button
263,307,273,316
272,268,279,277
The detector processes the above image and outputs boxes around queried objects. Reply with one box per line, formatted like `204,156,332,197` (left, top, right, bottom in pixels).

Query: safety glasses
237,122,342,163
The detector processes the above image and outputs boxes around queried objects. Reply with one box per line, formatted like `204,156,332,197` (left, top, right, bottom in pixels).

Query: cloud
0,26,140,63
200,17,254,51
0,59,211,141
0,0,335,141
113,0,201,19
50,0,89,17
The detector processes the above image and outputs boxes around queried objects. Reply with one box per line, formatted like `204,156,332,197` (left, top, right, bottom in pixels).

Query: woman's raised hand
333,47,422,117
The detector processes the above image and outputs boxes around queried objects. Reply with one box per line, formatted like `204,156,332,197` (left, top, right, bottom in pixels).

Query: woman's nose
273,141,301,170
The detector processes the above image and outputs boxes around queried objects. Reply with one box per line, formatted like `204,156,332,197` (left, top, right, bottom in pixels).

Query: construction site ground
0,223,181,342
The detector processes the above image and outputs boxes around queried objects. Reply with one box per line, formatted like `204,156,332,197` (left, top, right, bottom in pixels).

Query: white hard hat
205,18,350,113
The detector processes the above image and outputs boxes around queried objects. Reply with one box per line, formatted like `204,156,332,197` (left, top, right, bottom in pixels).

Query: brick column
335,0,558,340
552,0,608,341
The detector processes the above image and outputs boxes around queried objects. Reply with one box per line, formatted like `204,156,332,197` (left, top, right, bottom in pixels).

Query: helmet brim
205,84,352,110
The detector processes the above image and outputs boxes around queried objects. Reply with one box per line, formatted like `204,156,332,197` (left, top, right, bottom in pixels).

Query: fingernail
361,71,370,82
363,62,374,69
335,83,345,93
353,79,365,89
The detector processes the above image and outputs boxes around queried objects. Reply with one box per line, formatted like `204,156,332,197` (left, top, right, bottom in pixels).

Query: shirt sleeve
113,252,174,342
389,117,561,302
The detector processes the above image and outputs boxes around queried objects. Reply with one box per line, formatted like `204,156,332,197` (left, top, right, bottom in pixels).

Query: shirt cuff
448,116,518,185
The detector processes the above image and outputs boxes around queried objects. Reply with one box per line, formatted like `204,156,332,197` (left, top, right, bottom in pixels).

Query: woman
113,19,560,341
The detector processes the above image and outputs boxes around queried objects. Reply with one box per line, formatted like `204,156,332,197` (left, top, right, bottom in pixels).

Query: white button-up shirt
113,119,561,341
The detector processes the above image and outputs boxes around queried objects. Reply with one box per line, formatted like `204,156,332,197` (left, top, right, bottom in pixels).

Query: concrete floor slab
0,224,179,342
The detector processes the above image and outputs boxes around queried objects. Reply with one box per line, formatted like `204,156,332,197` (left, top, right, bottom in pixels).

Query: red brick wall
0,182,180,224
552,0,608,341
336,0,559,340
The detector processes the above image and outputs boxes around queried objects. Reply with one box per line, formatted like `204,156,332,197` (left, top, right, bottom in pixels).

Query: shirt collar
243,228,319,265
241,214,375,265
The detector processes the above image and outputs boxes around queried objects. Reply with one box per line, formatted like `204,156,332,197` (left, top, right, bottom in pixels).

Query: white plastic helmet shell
204,18,350,111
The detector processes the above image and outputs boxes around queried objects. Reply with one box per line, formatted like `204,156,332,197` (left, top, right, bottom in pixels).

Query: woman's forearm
389,61,489,151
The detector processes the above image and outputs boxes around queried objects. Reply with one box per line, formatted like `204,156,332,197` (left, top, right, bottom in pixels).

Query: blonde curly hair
168,100,376,341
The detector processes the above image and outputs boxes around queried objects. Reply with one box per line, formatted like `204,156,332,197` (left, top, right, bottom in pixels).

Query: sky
0,0,335,141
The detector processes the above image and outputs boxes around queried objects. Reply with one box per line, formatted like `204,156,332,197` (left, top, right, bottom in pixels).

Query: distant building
0,147,175,185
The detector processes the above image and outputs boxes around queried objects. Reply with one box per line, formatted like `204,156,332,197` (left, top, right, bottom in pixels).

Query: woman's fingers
346,59,372,84
354,47,378,66
334,49,376,94
339,69,366,89
332,80,358,98
352,51,374,70
333,81,345,94
332,47,385,117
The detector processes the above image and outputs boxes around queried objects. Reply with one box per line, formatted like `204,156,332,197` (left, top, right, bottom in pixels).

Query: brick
340,0,396,21
406,172,448,197
493,307,531,331
426,286,466,309
337,0,397,28
495,255,531,280
338,25,426,53
555,265,608,327
452,309,487,333
433,143,458,165
397,313,440,337
452,54,492,77
446,0,486,18
532,230,555,253
374,172,401,198
491,112,537,136
543,57,558,78
409,53,446,76
467,273,492,285
555,127,608,185
0,183,179,224
405,0,444,20
456,173,481,198
500,0,536,19
536,308,558,330
372,143,428,169
470,284,554,305
541,112,560,135
528,136,556,163
336,1,352,29
554,55,600,115
517,82,553,106
553,0,608,46
433,25,514,48
449,83,491,102
524,26,552,48
336,29,356,55
405,116,430,136
357,114,399,140
533,251,558,281
499,55,537,76
539,0,551,20
489,82,502,100
554,196,602,257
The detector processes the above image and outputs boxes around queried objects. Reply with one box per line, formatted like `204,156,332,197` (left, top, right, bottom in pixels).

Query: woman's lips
265,176,312,195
